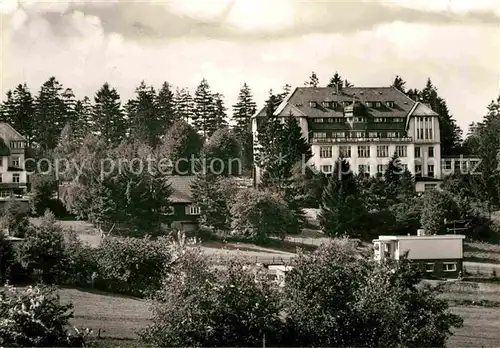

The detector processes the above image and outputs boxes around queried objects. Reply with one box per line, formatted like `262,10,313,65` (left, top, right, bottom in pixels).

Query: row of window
0,157,21,167
319,145,434,158
416,117,434,140
312,117,405,123
426,262,457,272
313,131,404,139
319,163,436,177
162,205,200,216
0,174,21,183
10,141,24,149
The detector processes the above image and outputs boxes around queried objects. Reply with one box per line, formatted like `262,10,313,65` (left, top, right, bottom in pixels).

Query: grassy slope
60,281,500,348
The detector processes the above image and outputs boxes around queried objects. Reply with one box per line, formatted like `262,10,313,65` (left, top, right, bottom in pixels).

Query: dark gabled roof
168,176,196,204
275,86,416,118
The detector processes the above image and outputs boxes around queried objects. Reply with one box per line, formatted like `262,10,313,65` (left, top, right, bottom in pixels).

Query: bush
230,189,296,244
141,248,283,347
281,240,463,347
18,211,68,284
0,200,30,238
0,285,90,347
94,236,172,297
0,233,16,284
62,229,99,287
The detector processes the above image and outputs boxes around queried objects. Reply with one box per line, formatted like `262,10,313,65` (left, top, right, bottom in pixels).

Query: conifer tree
305,72,320,87
92,82,126,146
420,78,462,155
173,87,195,122
157,81,176,134
127,81,160,148
212,93,228,131
392,75,407,93
319,158,364,237
0,84,35,148
34,77,67,150
73,96,92,145
193,78,216,138
233,83,257,135
327,72,345,90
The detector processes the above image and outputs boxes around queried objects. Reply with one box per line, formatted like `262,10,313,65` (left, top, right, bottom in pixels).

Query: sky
1,0,499,134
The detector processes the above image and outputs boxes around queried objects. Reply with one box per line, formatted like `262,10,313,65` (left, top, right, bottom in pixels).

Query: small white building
373,230,465,278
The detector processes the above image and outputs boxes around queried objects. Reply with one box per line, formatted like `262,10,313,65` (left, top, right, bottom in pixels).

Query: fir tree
420,78,462,155
282,115,312,175
232,83,257,136
156,81,176,134
193,78,216,138
327,72,345,90
212,93,228,131
73,96,92,145
392,75,407,93
33,77,67,150
319,158,364,238
305,72,320,87
92,82,126,146
173,87,195,122
127,81,160,148
1,84,35,148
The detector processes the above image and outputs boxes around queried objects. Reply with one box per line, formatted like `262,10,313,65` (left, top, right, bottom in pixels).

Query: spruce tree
173,87,195,122
157,81,176,134
305,72,320,87
193,78,216,138
34,77,67,150
232,83,257,136
1,84,35,148
420,78,462,155
319,158,364,237
212,93,228,131
127,81,160,148
232,83,257,172
327,72,345,90
282,115,312,175
73,96,92,145
392,75,407,93
92,82,126,146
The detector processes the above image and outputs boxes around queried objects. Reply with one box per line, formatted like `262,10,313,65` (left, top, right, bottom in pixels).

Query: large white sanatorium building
252,86,476,192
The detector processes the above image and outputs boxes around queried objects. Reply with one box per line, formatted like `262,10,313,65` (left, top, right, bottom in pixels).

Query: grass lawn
57,281,500,348
464,241,500,264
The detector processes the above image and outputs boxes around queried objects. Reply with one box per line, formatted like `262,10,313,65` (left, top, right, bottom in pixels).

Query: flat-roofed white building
373,230,465,278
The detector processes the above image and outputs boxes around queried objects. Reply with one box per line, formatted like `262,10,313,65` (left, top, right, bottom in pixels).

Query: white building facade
252,86,447,192
0,123,28,199
373,232,465,278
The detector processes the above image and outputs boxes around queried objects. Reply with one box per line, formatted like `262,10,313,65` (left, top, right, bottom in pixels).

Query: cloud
3,0,498,43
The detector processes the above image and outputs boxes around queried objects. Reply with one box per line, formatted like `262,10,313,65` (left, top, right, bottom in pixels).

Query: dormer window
375,102,381,108
366,102,373,108
331,101,338,108
309,101,317,108
321,101,328,108
387,101,395,108
313,118,324,123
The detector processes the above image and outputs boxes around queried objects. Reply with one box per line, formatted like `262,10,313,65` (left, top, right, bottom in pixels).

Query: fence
206,255,293,265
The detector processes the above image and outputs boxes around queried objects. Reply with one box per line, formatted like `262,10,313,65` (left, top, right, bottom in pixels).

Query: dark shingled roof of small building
168,176,196,204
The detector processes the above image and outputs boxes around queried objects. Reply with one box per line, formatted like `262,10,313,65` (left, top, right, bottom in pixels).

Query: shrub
230,189,296,243
281,240,463,347
62,229,99,287
0,200,30,238
18,211,68,284
94,236,172,296
0,233,16,284
141,248,283,346
0,285,90,347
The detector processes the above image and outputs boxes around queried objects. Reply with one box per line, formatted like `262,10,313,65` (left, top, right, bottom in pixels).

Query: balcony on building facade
311,136,413,144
